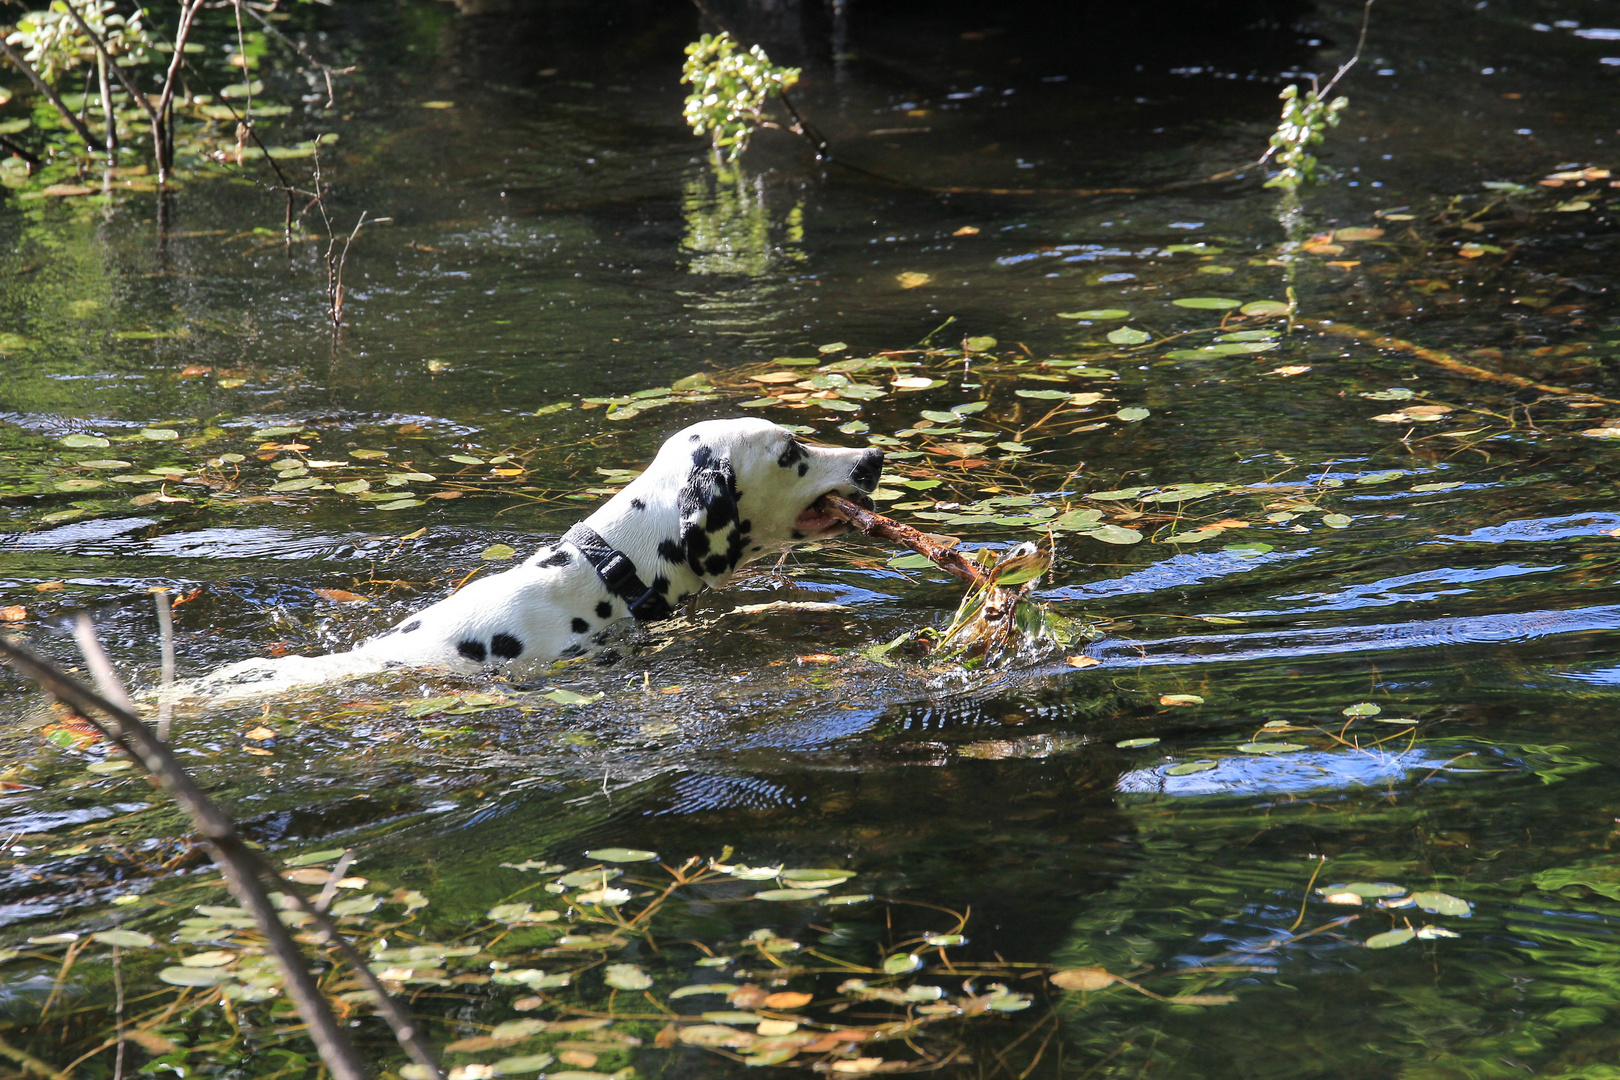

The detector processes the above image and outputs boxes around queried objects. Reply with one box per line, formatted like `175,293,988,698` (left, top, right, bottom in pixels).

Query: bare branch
0,37,105,152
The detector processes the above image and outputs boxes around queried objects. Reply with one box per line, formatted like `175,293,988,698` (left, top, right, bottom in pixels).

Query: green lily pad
1166,761,1218,775
603,963,653,990
1171,297,1242,310
1240,300,1290,316
1411,891,1472,916
883,953,922,974
1116,737,1160,748
1058,309,1129,319
753,888,827,901
1236,742,1307,754
584,848,658,863
1081,525,1144,545
61,434,110,449
1107,327,1150,345
159,965,232,986
1366,929,1416,950
91,930,156,948
1116,407,1150,421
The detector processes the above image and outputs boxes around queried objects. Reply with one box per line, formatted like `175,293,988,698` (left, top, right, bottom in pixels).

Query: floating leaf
963,336,998,352
882,953,922,974
492,1054,555,1075
603,963,653,990
159,966,232,986
91,930,156,948
331,895,380,916
1322,513,1352,528
1160,694,1204,706
1171,297,1242,310
1107,327,1151,345
1365,929,1416,950
1051,967,1116,991
754,888,826,902
1330,882,1407,898
1410,891,1472,916
1116,737,1160,748
284,849,346,867
141,428,180,441
1082,525,1144,545
822,894,873,906
1342,702,1382,718
1116,407,1150,421
818,342,848,354
1237,742,1307,754
1058,309,1129,319
584,848,658,863
671,984,738,999
482,544,518,560
61,434,110,449
1166,761,1218,775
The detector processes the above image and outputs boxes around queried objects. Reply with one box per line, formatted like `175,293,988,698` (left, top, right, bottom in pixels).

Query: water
3,0,1620,1075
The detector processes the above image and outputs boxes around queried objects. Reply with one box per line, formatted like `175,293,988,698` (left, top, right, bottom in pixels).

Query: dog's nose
850,448,884,492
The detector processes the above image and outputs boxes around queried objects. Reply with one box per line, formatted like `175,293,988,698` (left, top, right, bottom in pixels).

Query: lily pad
1116,737,1160,748
1081,525,1144,545
584,847,658,863
1365,929,1416,950
1116,407,1150,421
753,888,827,901
91,930,156,948
1411,891,1472,916
603,963,653,990
1240,300,1290,316
1166,761,1218,775
61,434,110,449
1171,297,1243,310
1058,309,1129,319
1107,327,1151,345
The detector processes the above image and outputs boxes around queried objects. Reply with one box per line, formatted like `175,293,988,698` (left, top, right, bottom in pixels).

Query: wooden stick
817,494,990,586
1308,321,1620,405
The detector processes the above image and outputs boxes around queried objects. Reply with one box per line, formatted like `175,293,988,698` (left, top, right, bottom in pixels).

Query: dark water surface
3,0,1620,1075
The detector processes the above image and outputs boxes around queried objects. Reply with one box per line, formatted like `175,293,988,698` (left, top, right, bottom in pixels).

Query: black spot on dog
658,538,684,562
652,574,670,595
596,600,613,619
539,548,571,567
752,545,762,552
777,440,804,468
689,432,702,443
491,633,523,659
457,639,487,663
630,497,646,511
692,444,713,467
400,619,422,634
791,529,805,540
571,617,589,634
705,553,728,576
798,461,808,477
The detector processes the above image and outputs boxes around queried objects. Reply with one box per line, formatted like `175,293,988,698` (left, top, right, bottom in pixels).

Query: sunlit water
2,0,1620,1075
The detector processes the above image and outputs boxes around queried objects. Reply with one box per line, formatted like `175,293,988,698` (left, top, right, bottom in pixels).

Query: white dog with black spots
185,418,883,698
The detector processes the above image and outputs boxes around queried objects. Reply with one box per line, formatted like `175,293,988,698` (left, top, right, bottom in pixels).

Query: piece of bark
817,493,990,586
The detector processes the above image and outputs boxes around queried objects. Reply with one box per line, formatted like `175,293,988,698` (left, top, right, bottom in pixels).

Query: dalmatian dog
183,418,883,698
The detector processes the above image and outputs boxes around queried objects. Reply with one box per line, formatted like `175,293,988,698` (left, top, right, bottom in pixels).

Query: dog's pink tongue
794,506,840,532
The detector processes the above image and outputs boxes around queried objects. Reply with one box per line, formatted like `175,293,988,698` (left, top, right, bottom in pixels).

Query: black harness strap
561,523,676,623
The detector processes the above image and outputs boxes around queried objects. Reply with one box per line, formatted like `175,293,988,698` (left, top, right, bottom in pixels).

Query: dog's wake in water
179,418,882,702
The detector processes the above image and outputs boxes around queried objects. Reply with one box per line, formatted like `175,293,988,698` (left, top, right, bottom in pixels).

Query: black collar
561,523,676,623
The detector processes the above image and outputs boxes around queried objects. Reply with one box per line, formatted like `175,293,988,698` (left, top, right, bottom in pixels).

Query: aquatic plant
680,32,800,161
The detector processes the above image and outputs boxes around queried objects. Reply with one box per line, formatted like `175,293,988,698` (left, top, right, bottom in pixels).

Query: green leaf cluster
680,32,800,161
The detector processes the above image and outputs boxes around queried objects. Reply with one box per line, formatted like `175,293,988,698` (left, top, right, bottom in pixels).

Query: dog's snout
850,448,884,492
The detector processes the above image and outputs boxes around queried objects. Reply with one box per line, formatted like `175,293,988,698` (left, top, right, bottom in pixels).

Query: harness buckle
595,551,638,594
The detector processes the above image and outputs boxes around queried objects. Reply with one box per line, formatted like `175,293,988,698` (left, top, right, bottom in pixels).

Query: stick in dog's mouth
812,493,990,586
794,490,876,535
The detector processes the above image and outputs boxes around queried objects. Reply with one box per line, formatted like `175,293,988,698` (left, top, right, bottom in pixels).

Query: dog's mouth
794,490,874,534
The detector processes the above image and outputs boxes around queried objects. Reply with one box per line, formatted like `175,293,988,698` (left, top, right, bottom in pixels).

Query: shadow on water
3,0,1620,1073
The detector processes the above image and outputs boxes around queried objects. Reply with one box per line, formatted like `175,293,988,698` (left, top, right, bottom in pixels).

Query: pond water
2,0,1620,1075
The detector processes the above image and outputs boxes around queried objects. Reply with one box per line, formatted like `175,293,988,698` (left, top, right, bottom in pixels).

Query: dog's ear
678,444,739,530
672,444,748,580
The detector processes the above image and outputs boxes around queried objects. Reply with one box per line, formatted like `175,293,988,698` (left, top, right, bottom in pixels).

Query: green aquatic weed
680,32,800,161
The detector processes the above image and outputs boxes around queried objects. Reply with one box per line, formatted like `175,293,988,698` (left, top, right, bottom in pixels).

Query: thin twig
0,633,383,1080
818,493,989,586
154,589,176,742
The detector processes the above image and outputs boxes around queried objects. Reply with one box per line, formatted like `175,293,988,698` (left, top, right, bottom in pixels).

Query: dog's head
602,417,884,591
